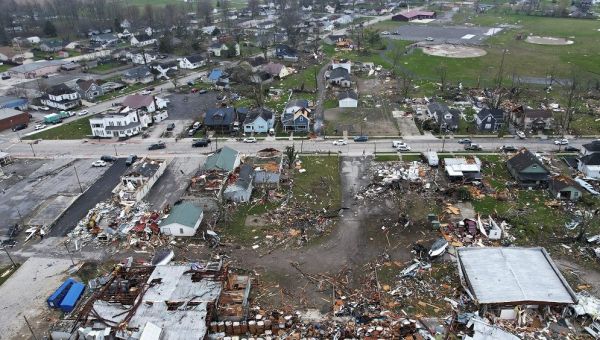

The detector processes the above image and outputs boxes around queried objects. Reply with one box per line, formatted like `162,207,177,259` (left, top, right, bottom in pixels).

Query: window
485,123,491,129
179,228,184,235
487,117,492,122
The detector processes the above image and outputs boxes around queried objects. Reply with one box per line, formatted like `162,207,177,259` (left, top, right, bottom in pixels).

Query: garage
0,108,30,131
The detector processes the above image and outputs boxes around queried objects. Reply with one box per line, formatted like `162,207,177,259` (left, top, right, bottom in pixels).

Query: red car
191,88,199,94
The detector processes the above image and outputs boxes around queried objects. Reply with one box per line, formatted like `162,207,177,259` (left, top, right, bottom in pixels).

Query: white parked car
140,90,152,95
91,160,107,167
333,139,348,146
381,31,390,35
425,37,434,41
554,138,569,145
34,124,46,130
78,110,89,116
243,137,257,143
39,106,50,111
397,145,411,152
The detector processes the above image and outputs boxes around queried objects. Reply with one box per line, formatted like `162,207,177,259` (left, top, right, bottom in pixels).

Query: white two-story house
89,109,142,138
178,55,206,69
40,84,81,110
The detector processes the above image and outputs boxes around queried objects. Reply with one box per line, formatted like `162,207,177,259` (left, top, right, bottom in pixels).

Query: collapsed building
71,260,250,340
244,148,285,188
113,158,169,206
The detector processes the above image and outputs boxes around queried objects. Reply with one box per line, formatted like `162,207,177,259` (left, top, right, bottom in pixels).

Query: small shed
159,202,204,237
548,175,583,201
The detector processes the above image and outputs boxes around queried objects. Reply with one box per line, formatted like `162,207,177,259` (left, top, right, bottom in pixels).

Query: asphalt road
1,136,590,159
48,158,128,236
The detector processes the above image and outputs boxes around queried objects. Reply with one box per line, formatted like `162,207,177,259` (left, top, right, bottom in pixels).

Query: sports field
384,11,600,86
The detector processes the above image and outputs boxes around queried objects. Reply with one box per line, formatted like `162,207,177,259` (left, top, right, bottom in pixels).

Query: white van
424,151,439,167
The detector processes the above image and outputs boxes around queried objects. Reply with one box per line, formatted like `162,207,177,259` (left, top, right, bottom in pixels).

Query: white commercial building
89,109,143,138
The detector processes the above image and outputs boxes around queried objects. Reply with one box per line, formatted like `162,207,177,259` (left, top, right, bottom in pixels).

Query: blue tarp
47,278,75,308
59,281,85,313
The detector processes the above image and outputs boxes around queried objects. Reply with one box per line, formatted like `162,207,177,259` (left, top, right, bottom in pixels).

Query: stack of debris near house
56,259,252,340
358,161,432,199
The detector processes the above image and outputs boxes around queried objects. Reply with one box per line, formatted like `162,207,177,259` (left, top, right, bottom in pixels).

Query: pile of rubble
357,161,433,199
66,200,170,251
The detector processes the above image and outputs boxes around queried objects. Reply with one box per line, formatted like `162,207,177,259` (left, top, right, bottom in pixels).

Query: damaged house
245,148,284,187
326,67,352,88
159,201,204,236
578,153,600,179
223,164,254,203
444,156,482,182
204,146,241,173
548,175,583,201
513,108,554,131
456,247,577,318
507,148,550,187
113,158,169,206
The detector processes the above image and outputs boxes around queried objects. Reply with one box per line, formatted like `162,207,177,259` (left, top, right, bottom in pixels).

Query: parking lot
0,158,111,234
389,24,502,44
165,92,218,121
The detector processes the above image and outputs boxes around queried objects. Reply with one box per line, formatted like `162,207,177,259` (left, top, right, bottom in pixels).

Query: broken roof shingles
457,247,577,305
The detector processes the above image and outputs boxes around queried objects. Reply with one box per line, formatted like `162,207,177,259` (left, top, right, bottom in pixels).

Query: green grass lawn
277,63,323,91
374,154,399,162
292,156,342,209
0,64,10,72
25,116,92,140
88,62,125,74
382,11,600,86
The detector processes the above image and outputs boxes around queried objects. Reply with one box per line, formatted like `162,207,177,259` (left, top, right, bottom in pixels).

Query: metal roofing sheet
457,247,576,305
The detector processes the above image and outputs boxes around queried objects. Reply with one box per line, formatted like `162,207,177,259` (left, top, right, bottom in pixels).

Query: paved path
313,63,331,136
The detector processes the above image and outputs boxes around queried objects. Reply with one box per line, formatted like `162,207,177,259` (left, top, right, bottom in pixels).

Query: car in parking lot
78,110,89,116
243,137,257,143
11,123,27,131
148,141,166,150
554,138,569,145
100,155,117,162
564,146,580,152
192,140,209,147
125,154,138,166
464,143,482,151
333,139,348,146
91,160,107,167
353,135,368,142
500,145,518,152
457,138,472,144
34,124,46,130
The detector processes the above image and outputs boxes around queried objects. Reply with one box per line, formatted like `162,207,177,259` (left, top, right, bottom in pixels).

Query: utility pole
73,166,83,193
29,143,36,157
64,242,75,266
23,316,38,340
114,144,118,156
2,246,16,267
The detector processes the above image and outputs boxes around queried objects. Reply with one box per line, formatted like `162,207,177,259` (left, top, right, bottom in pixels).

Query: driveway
48,158,128,236
313,63,330,136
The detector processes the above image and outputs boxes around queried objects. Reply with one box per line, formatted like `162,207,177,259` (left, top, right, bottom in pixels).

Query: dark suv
12,123,27,131
125,154,137,166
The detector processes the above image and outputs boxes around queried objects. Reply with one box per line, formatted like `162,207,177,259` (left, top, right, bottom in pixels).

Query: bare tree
249,0,260,17
197,0,213,25
435,64,448,94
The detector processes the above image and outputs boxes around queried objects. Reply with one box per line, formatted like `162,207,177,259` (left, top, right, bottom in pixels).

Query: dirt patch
421,44,487,58
525,36,574,45
325,107,399,136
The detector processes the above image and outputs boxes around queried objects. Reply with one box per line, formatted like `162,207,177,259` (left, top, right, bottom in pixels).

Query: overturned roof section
457,247,577,305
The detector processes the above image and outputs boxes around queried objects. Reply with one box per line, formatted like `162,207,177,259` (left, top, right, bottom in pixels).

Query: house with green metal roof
159,201,204,237
203,146,240,172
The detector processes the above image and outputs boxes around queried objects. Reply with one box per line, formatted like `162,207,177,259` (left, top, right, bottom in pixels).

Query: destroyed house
82,262,248,340
506,148,550,187
444,157,482,182
548,175,583,201
114,158,169,206
223,164,254,203
188,169,228,211
456,247,577,317
245,148,284,187
582,140,600,156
